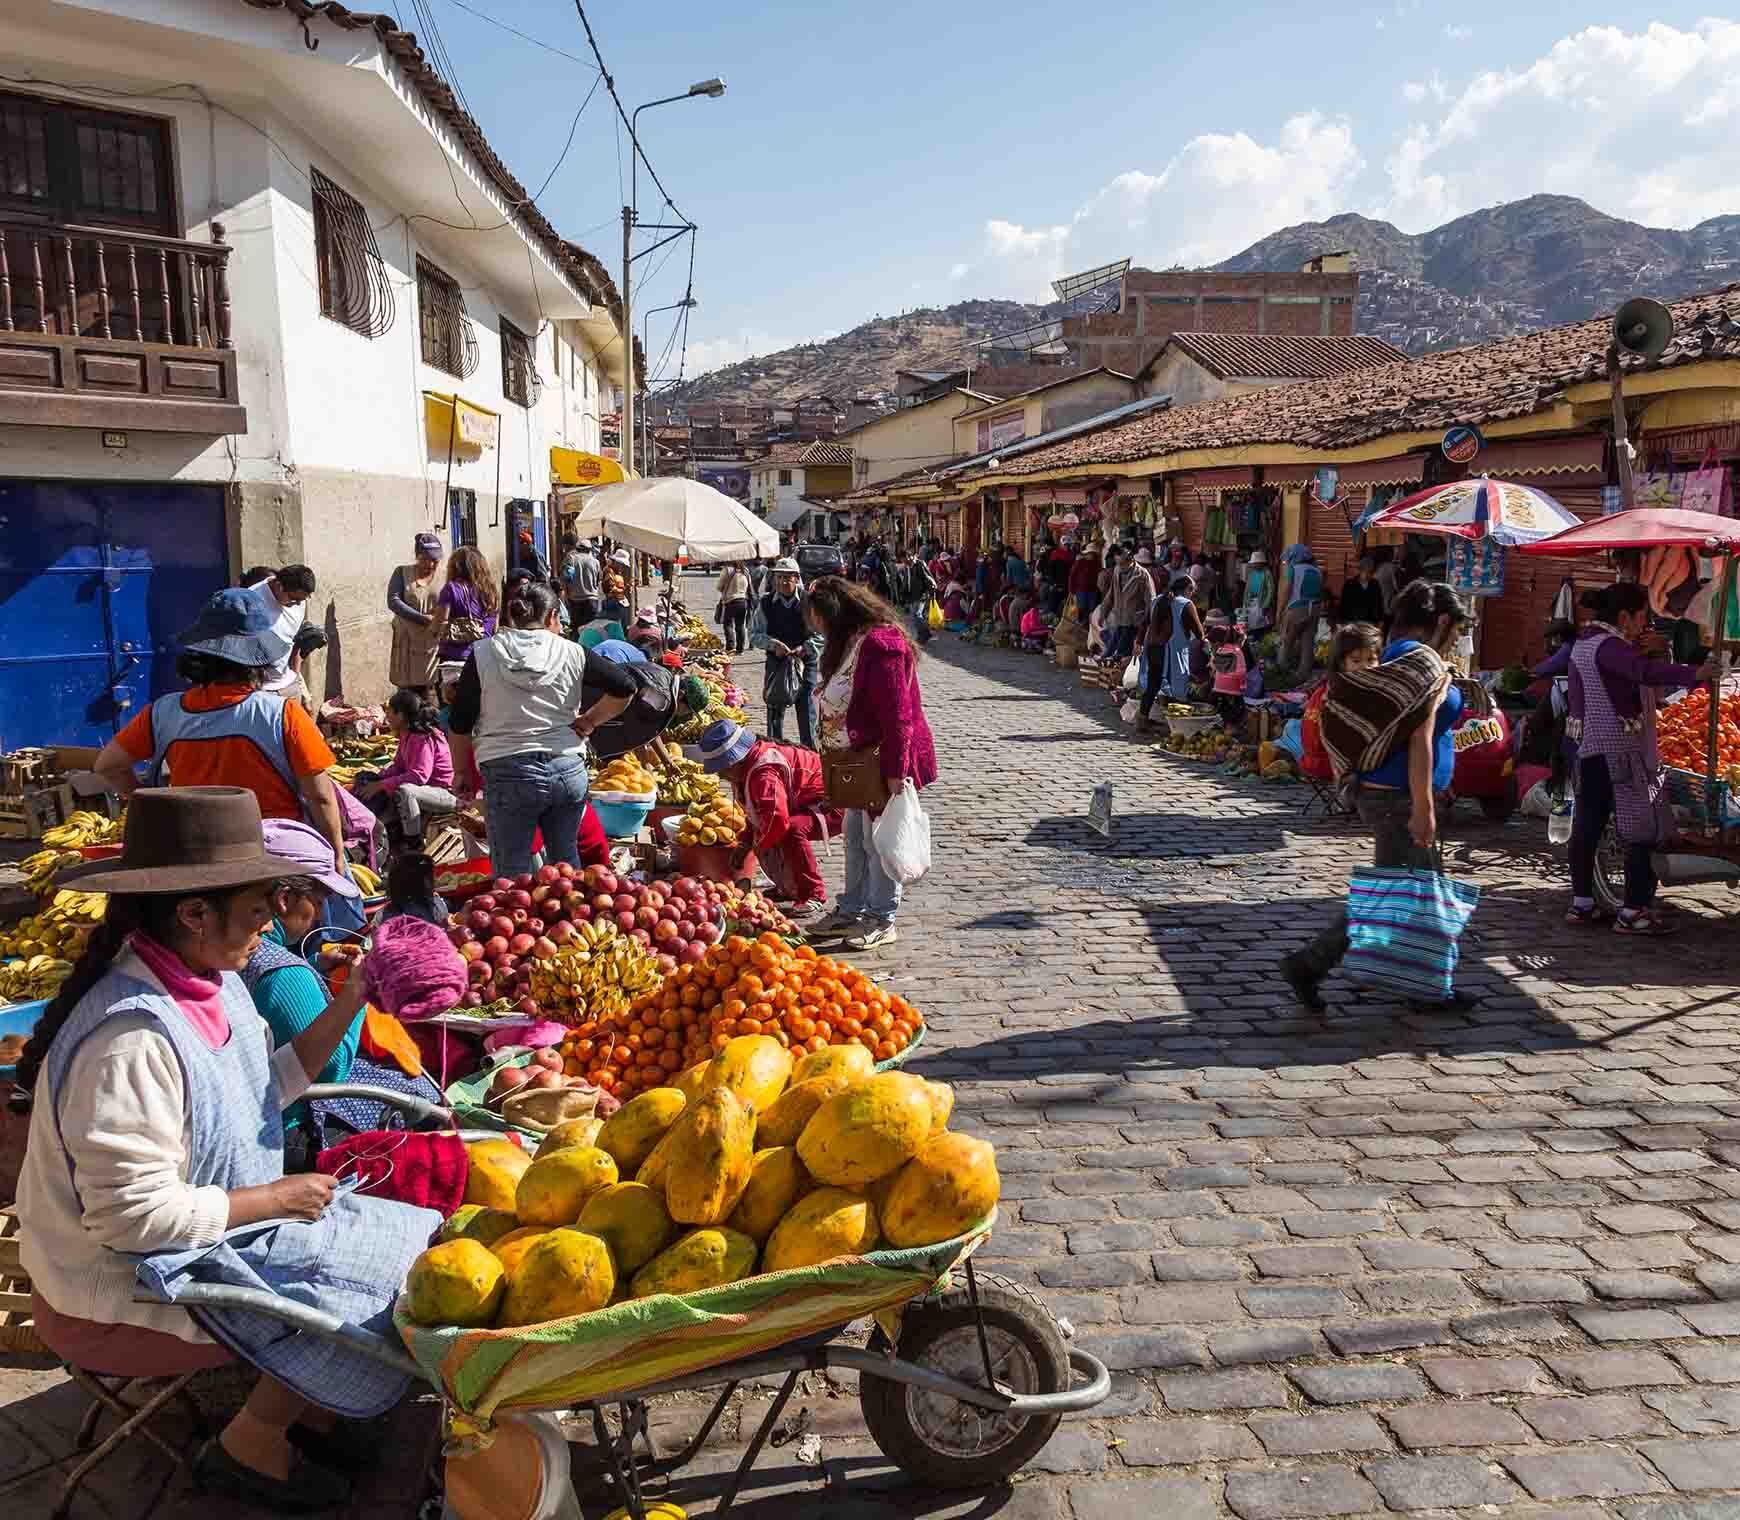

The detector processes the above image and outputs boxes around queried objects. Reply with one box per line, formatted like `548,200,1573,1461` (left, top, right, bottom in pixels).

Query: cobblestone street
694,633,1740,1518
7,629,1740,1520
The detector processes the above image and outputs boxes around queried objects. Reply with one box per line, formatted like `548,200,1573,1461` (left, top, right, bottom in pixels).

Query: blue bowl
0,998,48,1081
590,796,656,839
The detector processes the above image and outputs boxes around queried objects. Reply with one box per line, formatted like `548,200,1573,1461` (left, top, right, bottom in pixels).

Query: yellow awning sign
550,447,627,487
423,392,499,455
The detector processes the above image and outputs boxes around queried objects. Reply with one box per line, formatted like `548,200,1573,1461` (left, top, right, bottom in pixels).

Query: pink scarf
130,933,231,1050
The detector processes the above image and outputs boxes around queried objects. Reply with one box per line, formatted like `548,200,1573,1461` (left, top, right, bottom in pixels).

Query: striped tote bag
1343,867,1480,1002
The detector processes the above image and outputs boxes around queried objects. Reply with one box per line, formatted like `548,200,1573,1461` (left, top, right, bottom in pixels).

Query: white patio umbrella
571,477,779,564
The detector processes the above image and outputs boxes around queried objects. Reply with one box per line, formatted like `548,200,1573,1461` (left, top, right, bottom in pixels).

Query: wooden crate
0,788,67,840
0,1206,45,1356
0,750,59,796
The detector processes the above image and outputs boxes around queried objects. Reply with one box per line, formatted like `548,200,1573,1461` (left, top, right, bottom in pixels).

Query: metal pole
621,204,634,477
1708,554,1732,830
1608,344,1637,512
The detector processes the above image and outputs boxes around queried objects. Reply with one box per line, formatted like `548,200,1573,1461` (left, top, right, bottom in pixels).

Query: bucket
589,791,656,839
445,1412,579,1520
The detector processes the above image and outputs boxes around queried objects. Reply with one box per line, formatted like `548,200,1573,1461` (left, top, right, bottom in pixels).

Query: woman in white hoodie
447,582,637,877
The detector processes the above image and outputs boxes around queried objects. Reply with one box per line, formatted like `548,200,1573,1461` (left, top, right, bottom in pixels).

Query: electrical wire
569,0,691,226
436,0,601,69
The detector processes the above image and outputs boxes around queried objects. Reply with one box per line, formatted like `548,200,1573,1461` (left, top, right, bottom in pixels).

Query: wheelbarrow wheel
860,1271,1069,1488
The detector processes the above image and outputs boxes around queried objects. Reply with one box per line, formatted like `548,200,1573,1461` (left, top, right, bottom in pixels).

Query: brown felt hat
60,787,309,895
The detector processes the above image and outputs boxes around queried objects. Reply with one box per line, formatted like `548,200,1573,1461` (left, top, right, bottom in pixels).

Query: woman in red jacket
803,577,938,952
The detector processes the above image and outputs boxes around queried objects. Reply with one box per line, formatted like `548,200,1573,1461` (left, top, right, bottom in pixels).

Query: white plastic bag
872,778,931,884
1119,697,1141,725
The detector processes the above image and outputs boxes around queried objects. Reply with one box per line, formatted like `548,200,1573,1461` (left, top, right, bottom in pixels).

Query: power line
436,0,602,69
568,0,691,226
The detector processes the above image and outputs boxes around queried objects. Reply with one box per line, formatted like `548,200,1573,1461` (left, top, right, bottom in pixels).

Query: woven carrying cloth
1321,644,1450,777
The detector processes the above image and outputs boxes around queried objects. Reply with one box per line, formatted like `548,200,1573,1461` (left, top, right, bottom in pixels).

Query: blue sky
417,2,1739,377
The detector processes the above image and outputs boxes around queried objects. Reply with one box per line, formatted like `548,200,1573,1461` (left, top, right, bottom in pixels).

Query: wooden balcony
0,218,247,434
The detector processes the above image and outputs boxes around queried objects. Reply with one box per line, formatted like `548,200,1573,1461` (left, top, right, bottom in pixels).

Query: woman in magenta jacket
804,576,937,951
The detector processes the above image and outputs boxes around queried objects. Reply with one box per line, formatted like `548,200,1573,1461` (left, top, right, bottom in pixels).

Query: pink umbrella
1515,506,1740,555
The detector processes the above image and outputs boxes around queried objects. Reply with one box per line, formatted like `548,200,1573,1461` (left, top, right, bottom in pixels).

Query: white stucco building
0,0,631,746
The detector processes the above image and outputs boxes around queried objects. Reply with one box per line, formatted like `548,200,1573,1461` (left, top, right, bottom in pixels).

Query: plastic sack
1122,658,1141,693
1343,867,1480,1003
871,778,931,885
1119,697,1141,725
926,597,944,630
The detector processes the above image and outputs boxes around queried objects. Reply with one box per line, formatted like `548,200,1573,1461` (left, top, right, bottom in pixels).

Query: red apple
518,997,542,1019
461,991,482,1008
658,903,681,923
532,936,558,961
528,1068,562,1089
467,959,491,984
562,891,587,917
492,878,515,895
447,925,472,949
484,934,510,961
526,917,546,937
536,864,562,887
511,908,529,927
506,888,533,911
615,911,637,933
613,893,636,915
459,941,485,963
491,914,516,939
509,932,537,956
491,1066,530,1096
680,940,708,965
653,918,680,944
531,883,554,906
655,952,678,975
513,873,535,890
571,904,594,923
469,909,495,934
634,906,659,930
556,862,576,879
592,893,617,913
533,1046,563,1070
629,928,652,949
473,893,498,913
548,920,577,946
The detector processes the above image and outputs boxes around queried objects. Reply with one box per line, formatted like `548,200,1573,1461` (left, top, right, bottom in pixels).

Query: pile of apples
483,1046,622,1112
445,865,731,1013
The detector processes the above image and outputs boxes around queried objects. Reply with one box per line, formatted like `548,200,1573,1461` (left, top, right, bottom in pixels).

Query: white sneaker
843,921,898,951
808,909,863,936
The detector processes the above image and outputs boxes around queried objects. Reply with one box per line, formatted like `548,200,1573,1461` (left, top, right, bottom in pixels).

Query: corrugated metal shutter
1307,488,1359,590
1477,483,1608,669
1171,473,1207,548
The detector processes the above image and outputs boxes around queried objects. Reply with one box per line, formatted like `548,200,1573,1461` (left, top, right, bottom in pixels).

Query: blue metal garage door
0,481,228,750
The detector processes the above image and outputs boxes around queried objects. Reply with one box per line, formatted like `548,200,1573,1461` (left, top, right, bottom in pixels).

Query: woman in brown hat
14,787,440,1511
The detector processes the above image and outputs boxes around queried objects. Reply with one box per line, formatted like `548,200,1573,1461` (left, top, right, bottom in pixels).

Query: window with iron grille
418,256,478,378
778,469,792,486
310,167,393,339
501,318,539,408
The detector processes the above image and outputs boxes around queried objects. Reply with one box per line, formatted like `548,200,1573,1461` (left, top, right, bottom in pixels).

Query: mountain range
669,195,1740,411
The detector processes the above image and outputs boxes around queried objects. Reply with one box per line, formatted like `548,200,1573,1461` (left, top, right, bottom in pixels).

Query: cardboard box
0,788,67,839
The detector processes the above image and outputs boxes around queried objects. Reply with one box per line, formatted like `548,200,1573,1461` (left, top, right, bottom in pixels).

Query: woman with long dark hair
804,576,937,952
429,545,500,665
14,788,437,1510
1283,580,1474,1011
353,688,456,850
1564,582,1715,933
446,580,637,878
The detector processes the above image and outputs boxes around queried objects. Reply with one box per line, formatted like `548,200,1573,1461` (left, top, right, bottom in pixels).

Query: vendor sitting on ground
697,718,841,921
244,818,443,1165
15,787,439,1512
942,572,973,631
1019,603,1051,651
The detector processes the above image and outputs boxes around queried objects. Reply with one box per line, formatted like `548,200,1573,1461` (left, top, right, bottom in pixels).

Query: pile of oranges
559,931,923,1098
1657,688,1740,780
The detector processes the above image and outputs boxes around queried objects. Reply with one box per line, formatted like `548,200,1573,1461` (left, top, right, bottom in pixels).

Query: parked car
795,543,846,580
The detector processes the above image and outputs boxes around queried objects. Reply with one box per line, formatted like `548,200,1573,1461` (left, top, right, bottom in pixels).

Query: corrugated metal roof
1161,332,1408,380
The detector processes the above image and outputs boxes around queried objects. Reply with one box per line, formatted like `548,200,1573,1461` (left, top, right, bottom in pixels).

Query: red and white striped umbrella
1364,478,1580,546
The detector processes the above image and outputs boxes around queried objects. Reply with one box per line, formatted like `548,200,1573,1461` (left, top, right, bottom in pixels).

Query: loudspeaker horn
1611,297,1674,362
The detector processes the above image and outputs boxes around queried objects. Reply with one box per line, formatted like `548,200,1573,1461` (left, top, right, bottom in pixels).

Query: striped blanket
1321,644,1450,777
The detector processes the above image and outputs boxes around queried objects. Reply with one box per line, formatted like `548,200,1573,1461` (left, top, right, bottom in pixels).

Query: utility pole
621,204,634,475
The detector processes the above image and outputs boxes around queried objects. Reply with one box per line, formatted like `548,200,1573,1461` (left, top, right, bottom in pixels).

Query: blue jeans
767,686,816,748
1103,623,1137,661
481,752,590,879
837,807,900,925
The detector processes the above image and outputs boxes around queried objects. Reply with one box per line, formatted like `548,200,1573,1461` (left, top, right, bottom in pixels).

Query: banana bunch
19,848,85,897
329,736,398,789
0,954,74,1004
39,810,124,849
648,751,718,806
528,923,662,1026
666,701,747,745
350,863,381,896
676,614,722,653
1,888,104,960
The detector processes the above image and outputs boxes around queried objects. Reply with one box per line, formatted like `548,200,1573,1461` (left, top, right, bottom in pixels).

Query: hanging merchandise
1680,449,1734,517
1601,485,1625,516
1550,577,1575,623
1204,501,1231,548
1634,452,1683,510
1447,538,1506,598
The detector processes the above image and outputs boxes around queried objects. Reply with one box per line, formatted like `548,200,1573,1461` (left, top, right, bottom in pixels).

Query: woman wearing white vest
447,581,638,878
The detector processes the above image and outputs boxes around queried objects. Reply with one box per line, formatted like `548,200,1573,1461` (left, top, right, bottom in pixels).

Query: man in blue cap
92,588,347,867
695,717,839,917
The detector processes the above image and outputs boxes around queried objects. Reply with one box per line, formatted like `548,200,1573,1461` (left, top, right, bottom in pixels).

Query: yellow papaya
664,1087,754,1225
406,1239,505,1327
762,1187,879,1273
577,1182,677,1276
796,1071,934,1187
705,1035,792,1116
534,1116,604,1159
488,1226,551,1276
630,1227,758,1298
635,1125,680,1193
497,1229,615,1326
790,1043,874,1087
756,1074,853,1149
462,1137,531,1212
671,1060,713,1106
439,1204,519,1248
596,1088,687,1175
515,1147,619,1227
726,1147,811,1243
922,1080,955,1133
878,1133,1000,1247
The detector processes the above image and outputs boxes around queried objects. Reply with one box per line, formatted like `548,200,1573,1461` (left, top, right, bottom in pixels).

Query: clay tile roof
762,441,855,467
238,0,640,376
995,285,1740,479
1162,332,1408,380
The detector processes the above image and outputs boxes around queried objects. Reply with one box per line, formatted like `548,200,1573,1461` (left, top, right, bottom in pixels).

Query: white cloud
1402,71,1450,105
680,329,806,378
1443,23,1471,41
952,112,1364,297
1380,20,1740,228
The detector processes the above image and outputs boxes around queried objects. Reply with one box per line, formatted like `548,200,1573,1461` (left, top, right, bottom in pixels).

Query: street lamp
622,79,725,477
640,296,698,475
